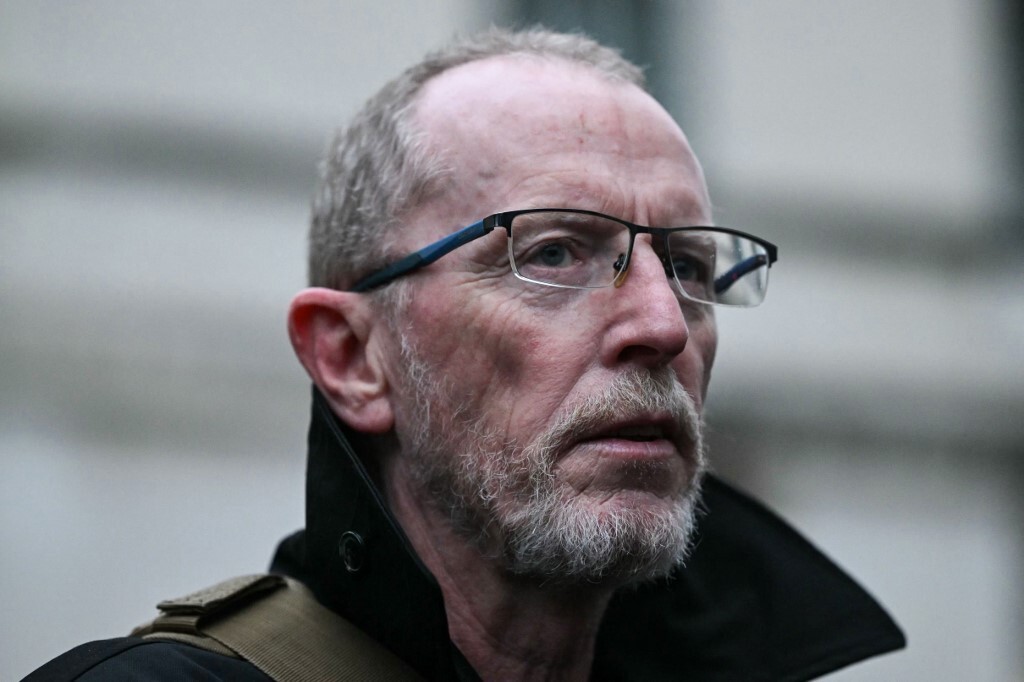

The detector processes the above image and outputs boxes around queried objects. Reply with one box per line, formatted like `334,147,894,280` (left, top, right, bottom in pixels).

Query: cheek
415,293,605,444
671,309,717,408
405,290,572,408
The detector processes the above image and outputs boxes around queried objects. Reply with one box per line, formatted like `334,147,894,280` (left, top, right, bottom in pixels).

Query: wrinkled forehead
415,55,692,159
394,55,712,253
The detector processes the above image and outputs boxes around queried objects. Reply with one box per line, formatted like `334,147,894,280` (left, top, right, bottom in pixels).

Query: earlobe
287,288,394,434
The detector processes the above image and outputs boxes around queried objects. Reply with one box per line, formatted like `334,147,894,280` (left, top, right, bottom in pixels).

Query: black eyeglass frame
350,208,779,305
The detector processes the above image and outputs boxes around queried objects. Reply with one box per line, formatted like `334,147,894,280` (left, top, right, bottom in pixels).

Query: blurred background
2,1,1021,679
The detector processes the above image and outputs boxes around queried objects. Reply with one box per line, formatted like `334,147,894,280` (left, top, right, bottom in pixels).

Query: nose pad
612,253,628,288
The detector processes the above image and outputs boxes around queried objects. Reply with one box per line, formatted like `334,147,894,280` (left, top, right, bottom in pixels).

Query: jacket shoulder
23,637,271,681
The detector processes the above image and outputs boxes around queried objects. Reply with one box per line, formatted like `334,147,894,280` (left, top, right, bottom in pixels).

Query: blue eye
536,242,571,267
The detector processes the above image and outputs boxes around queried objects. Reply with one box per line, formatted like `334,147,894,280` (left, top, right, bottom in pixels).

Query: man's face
382,57,718,582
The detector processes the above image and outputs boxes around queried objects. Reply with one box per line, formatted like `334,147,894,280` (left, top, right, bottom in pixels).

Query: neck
384,462,615,682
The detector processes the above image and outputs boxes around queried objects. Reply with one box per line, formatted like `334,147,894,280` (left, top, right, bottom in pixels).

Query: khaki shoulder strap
132,574,423,682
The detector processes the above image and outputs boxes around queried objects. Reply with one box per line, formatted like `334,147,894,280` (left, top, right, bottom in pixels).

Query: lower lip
564,438,689,495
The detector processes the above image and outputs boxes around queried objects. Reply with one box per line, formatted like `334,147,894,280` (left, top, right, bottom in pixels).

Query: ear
287,287,394,434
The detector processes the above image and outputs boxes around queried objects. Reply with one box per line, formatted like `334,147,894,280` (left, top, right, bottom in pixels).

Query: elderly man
28,28,903,682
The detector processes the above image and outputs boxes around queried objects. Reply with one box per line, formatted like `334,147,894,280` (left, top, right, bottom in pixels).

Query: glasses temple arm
713,254,769,295
351,219,490,292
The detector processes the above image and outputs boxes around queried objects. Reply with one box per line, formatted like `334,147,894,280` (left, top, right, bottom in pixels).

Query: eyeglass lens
508,211,769,306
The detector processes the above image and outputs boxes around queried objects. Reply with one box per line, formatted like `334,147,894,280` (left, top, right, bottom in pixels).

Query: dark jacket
26,389,905,681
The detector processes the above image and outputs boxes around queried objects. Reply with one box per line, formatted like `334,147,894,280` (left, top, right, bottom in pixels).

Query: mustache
537,368,703,459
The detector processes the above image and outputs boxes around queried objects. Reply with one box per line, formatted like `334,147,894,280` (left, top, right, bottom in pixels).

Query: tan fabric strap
133,574,423,682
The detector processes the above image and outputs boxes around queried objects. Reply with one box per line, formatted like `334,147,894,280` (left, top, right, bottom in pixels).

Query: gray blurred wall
2,2,1021,680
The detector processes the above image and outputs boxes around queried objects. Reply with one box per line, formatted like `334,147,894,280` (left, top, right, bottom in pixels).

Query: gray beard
395,332,706,586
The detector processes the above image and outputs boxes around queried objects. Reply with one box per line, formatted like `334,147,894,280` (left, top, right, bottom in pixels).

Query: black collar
271,388,904,681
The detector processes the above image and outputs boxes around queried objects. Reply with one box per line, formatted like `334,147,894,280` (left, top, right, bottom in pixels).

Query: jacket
26,388,905,680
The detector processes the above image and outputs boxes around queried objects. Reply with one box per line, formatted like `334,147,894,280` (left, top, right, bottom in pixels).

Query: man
27,28,903,681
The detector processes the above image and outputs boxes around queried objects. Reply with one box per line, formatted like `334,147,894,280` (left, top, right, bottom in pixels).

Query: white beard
395,332,706,585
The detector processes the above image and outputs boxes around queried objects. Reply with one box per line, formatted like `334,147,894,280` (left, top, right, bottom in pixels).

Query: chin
582,487,685,515
497,474,705,586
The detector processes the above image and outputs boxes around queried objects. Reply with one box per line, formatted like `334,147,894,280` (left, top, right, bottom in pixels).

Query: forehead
412,56,709,225
418,56,653,142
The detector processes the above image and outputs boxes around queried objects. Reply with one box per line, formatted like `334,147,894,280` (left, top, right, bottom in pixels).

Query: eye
672,254,704,282
510,211,627,288
520,236,591,270
534,241,573,268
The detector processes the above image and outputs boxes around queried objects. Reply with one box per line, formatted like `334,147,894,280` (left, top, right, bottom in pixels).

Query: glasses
351,208,779,307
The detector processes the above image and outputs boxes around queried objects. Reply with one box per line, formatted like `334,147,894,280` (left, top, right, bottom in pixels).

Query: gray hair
307,26,647,291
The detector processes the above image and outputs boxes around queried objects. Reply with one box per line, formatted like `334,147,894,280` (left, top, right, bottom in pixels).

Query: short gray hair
307,26,647,290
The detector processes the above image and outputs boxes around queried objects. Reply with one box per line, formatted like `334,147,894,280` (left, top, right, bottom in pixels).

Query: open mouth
603,425,667,442
578,417,680,448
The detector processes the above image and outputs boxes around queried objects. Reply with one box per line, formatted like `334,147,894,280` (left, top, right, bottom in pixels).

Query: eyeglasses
351,208,779,307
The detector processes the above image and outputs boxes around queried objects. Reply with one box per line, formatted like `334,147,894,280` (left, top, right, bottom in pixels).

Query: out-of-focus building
2,2,1020,679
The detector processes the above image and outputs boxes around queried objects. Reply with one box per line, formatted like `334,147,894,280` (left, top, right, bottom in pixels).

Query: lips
553,406,702,496
544,369,704,468
575,415,685,450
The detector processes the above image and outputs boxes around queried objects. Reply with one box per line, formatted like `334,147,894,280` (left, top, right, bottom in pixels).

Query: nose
599,239,690,369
